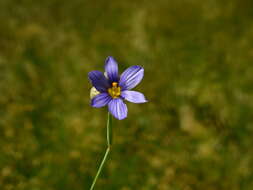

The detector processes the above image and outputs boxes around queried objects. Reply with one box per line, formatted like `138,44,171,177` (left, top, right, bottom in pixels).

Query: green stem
89,112,112,190
107,112,112,147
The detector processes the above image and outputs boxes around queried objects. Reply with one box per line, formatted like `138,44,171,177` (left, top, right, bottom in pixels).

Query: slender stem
89,112,112,190
107,112,112,147
89,147,110,190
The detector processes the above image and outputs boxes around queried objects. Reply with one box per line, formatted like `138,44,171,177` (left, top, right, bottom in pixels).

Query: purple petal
108,98,127,120
105,56,119,82
88,71,110,92
121,90,147,103
91,93,112,108
119,66,144,90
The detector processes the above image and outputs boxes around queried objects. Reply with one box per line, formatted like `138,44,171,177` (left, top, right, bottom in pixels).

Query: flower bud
90,87,100,99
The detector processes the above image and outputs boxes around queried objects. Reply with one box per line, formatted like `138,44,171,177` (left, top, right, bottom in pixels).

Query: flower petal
105,56,119,82
88,71,110,92
108,98,127,120
121,90,147,103
91,93,112,108
119,66,144,90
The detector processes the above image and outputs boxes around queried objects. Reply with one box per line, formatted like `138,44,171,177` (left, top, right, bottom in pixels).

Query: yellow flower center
108,82,121,98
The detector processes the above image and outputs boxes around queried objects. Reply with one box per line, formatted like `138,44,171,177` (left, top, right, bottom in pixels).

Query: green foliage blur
1,0,253,189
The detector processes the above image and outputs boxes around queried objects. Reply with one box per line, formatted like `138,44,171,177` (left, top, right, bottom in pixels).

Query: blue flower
88,56,147,120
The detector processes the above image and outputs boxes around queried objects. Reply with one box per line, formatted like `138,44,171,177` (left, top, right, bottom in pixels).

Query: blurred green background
1,0,253,189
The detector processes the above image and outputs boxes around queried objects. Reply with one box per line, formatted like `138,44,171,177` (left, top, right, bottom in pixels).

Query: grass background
1,0,253,189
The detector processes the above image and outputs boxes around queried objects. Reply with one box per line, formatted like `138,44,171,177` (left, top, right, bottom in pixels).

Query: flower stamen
108,82,121,98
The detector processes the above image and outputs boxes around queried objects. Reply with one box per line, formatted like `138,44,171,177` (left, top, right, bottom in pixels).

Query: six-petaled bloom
88,56,147,120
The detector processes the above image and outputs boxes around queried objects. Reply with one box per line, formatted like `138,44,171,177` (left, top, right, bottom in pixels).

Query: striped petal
121,90,147,103
108,98,127,120
105,56,119,83
119,66,144,90
88,71,110,92
91,93,112,108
